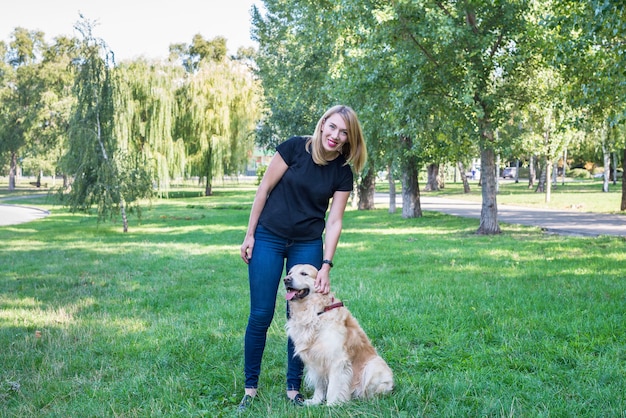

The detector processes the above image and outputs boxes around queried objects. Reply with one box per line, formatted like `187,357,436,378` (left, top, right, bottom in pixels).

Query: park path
0,203,50,226
0,193,51,226
375,194,626,237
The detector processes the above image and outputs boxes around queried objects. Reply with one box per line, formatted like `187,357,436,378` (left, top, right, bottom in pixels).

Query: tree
0,27,46,190
169,35,228,73
22,36,79,187
517,68,572,202
393,0,548,234
251,1,335,150
176,59,259,196
60,17,152,232
251,0,550,232
550,0,626,206
115,59,186,195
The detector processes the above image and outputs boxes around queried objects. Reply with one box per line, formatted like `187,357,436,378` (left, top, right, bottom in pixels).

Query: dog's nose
284,276,292,286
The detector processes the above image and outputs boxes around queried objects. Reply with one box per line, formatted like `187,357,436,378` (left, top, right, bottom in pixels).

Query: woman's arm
315,190,351,293
240,153,289,263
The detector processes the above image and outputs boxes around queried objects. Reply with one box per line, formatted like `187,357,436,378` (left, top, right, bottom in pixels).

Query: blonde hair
306,105,368,173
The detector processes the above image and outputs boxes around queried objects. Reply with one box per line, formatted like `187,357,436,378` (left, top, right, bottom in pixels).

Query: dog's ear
305,264,319,278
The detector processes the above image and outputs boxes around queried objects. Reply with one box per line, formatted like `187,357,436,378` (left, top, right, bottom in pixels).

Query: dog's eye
300,272,308,276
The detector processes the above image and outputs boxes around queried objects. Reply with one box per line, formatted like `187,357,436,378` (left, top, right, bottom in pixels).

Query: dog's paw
304,398,323,406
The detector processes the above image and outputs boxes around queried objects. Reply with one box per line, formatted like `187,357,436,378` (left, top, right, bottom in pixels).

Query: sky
0,0,263,61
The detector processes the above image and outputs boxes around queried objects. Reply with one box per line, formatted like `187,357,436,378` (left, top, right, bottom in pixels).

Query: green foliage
177,59,259,195
1,22,260,207
169,34,228,73
1,186,625,416
0,28,50,188
59,18,153,227
255,163,267,185
115,60,186,193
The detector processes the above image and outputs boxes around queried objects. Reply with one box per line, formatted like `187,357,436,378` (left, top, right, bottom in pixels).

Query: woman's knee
248,308,275,329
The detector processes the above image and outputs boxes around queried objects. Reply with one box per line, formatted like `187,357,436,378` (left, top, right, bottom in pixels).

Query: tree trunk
545,158,552,203
602,141,610,193
621,148,626,211
205,176,212,196
399,136,422,218
528,154,536,189
476,147,500,235
120,197,128,233
401,164,422,218
535,156,546,193
204,148,213,196
9,151,18,191
612,151,618,185
496,154,500,194
357,167,376,210
457,161,471,193
424,163,440,191
388,165,396,214
562,149,567,186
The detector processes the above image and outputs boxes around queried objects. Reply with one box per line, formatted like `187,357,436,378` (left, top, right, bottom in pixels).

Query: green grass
1,185,626,417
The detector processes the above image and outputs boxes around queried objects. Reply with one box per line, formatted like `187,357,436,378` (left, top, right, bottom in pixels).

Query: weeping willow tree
177,59,259,195
115,60,186,195
60,17,152,232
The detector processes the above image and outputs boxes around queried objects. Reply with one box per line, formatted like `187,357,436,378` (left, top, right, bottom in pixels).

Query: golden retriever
284,264,394,406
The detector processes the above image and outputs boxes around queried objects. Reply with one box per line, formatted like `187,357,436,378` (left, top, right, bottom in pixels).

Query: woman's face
321,113,348,154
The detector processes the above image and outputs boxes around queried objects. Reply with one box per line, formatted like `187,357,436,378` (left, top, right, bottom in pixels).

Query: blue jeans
244,225,323,391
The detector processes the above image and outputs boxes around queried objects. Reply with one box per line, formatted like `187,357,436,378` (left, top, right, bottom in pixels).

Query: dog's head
284,264,318,301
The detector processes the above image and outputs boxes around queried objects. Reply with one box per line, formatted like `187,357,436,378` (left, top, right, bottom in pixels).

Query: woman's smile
322,114,348,153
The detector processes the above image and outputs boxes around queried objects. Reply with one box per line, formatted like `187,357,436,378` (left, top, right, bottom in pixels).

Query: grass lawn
1,183,625,417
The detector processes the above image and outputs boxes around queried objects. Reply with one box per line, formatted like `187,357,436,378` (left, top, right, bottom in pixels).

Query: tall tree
550,0,626,206
0,27,46,190
22,36,79,187
383,0,541,234
169,35,228,73
176,59,259,196
115,59,186,194
251,1,334,149
60,17,152,232
252,0,543,230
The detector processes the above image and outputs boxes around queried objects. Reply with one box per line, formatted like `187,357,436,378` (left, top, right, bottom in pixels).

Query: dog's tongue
285,290,298,301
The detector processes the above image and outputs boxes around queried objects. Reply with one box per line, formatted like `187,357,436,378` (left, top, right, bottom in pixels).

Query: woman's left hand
315,268,331,294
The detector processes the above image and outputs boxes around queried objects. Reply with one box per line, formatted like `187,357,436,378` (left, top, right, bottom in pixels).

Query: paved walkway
1,194,624,237
0,203,50,226
375,194,626,237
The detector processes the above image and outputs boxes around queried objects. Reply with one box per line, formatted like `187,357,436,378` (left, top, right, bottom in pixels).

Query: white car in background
502,167,517,179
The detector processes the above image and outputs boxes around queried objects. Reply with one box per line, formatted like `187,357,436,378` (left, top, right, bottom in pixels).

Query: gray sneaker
237,394,254,412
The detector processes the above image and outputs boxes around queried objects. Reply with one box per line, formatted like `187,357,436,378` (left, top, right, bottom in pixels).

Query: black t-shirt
258,136,354,241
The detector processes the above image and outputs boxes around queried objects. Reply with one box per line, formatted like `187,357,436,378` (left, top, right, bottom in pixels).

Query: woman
238,105,367,410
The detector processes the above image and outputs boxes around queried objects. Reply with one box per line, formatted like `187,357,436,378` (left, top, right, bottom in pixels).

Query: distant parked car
502,167,517,178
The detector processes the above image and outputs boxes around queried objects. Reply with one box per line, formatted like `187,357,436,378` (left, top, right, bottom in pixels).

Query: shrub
256,164,267,185
567,168,591,179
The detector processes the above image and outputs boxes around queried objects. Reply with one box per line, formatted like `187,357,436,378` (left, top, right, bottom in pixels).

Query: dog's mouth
285,287,310,301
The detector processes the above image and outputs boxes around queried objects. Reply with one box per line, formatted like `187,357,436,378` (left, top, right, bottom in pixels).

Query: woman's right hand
240,236,254,264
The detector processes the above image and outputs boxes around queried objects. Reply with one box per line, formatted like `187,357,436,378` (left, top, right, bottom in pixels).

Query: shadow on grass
1,192,625,416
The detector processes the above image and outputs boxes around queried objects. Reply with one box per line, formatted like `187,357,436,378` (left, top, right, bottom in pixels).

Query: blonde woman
238,105,367,410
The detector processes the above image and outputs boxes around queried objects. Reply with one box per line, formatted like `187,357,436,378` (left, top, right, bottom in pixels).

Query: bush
567,168,591,179
256,164,267,185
